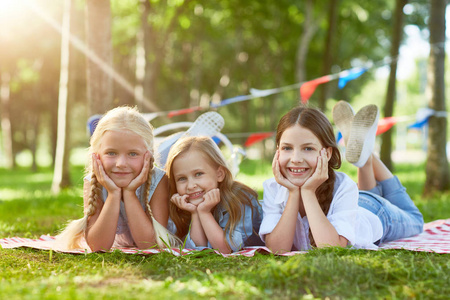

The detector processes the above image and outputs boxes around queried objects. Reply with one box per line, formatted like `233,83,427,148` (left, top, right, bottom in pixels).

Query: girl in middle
165,136,262,253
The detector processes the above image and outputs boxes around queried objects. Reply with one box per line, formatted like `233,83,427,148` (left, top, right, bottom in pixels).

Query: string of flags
149,57,393,118
89,56,442,149
243,108,445,147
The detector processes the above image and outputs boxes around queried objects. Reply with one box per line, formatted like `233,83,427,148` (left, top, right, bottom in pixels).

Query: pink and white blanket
1,219,449,257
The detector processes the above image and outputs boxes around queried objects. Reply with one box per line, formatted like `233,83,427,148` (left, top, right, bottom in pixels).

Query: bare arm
84,179,121,252
301,149,348,248
124,157,168,249
197,189,232,254
265,189,300,253
265,151,301,253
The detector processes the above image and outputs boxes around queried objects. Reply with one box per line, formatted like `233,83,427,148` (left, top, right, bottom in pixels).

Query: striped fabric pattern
1,219,449,256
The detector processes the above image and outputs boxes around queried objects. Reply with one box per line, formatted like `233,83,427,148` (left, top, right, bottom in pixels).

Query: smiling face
98,130,148,188
278,125,331,187
172,149,224,205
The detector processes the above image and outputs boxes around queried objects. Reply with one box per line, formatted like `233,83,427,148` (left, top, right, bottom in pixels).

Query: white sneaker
345,105,379,168
332,100,355,146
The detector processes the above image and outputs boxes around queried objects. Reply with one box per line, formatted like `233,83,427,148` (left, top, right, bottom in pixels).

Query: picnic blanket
1,219,449,256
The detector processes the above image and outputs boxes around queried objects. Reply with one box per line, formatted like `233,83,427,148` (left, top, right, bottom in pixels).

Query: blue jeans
358,176,424,244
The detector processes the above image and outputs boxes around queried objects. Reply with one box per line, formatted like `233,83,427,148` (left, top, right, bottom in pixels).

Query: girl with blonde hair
165,136,262,254
56,106,180,251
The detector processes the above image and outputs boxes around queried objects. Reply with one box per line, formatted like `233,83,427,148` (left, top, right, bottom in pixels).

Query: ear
326,147,333,161
216,166,226,183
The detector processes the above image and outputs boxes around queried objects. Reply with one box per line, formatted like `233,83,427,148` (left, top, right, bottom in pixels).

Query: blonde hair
165,136,258,246
56,106,180,250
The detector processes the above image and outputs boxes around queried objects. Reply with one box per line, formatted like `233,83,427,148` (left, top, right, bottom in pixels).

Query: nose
116,155,127,168
187,178,197,190
291,150,304,163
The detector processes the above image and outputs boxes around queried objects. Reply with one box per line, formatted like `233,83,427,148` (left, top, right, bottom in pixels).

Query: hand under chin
189,198,204,206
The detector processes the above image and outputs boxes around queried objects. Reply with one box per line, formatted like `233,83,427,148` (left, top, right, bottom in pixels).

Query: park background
1,0,450,299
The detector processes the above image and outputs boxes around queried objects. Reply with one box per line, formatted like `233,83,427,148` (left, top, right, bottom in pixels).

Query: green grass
1,161,450,299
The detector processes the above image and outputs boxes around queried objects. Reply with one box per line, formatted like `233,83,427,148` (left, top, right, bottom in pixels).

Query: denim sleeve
183,231,209,251
222,203,257,252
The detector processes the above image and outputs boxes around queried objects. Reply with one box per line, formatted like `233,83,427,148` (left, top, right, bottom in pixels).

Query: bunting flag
244,132,274,147
211,95,255,108
376,116,398,135
338,67,368,89
167,106,203,118
300,75,333,103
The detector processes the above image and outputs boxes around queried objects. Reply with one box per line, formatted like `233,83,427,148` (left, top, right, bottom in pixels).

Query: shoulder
263,177,279,191
150,167,166,186
334,171,358,192
330,171,359,209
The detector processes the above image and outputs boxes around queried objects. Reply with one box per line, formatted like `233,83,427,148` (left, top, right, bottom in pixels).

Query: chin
189,198,203,206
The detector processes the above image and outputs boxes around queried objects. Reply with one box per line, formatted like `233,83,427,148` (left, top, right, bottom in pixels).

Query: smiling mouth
188,191,204,199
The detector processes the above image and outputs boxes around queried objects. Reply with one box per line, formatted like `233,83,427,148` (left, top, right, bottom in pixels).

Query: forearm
123,191,157,249
198,212,231,254
302,190,348,248
265,192,300,253
189,212,208,247
85,194,121,251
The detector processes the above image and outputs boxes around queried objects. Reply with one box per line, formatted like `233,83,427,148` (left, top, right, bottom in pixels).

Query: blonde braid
144,157,181,248
143,156,154,220
55,173,102,250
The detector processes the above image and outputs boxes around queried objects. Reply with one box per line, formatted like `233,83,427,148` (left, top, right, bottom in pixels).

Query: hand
197,188,221,213
123,152,151,194
171,193,198,213
92,153,120,195
302,148,329,193
272,150,298,192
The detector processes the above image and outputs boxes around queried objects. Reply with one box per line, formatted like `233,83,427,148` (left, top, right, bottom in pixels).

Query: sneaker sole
332,101,355,145
346,105,379,165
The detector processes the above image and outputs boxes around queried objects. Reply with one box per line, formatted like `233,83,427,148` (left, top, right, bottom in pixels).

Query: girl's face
172,149,225,205
278,125,331,187
98,130,148,188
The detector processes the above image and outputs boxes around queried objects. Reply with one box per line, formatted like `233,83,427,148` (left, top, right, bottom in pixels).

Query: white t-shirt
259,171,383,250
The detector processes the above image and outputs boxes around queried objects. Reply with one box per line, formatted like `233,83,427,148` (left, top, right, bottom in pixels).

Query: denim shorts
358,176,424,244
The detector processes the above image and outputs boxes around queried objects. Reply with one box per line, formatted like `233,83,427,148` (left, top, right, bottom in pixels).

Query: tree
424,0,449,195
318,0,339,112
52,0,72,193
379,0,408,170
86,0,113,115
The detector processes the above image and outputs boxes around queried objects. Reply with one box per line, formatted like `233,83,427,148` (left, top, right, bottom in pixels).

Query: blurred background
0,0,448,194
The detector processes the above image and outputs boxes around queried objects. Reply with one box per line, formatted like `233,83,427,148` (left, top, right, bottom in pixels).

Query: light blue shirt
184,196,262,252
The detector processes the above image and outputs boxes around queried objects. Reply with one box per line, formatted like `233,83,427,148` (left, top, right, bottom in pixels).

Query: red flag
300,75,332,103
376,117,398,135
244,132,274,147
167,106,202,118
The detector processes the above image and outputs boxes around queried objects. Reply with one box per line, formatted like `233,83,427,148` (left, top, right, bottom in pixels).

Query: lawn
1,160,449,299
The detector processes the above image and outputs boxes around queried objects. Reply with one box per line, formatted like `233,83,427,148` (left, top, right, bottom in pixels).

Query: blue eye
281,146,292,151
107,152,116,156
177,177,186,182
129,152,138,157
195,172,204,177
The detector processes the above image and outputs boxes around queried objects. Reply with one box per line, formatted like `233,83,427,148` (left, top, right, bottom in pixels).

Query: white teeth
289,168,306,173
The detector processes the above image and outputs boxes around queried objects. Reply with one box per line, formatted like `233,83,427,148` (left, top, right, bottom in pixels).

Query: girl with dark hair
259,103,423,253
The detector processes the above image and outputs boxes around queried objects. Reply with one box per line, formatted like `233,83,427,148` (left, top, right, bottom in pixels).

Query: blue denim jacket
184,197,262,252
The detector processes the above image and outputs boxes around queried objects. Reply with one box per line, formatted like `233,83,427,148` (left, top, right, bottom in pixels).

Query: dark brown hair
276,105,341,247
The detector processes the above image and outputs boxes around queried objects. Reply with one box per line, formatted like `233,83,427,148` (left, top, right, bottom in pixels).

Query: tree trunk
318,0,339,112
86,0,113,115
379,0,407,170
0,72,14,169
295,0,318,85
52,0,71,193
424,0,449,195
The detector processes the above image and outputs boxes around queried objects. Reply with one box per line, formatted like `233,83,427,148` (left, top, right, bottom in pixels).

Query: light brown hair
165,136,258,246
276,105,341,247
